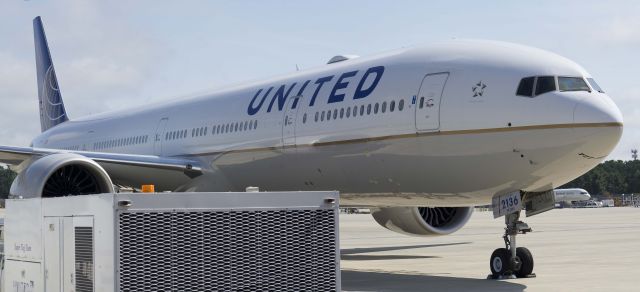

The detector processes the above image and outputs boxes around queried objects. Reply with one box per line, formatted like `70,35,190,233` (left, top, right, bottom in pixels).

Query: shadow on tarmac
342,270,526,292
341,242,472,255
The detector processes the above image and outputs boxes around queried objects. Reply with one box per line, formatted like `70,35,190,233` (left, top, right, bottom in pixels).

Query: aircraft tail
33,16,69,132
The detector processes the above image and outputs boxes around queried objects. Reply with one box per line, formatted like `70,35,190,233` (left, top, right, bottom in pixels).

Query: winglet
33,16,69,132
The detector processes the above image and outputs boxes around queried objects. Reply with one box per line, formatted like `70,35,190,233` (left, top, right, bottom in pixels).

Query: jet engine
10,153,114,198
371,206,473,236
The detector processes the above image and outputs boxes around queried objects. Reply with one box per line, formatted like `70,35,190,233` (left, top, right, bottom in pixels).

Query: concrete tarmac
340,207,640,292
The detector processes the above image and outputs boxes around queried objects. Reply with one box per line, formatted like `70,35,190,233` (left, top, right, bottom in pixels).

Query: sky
0,1,638,160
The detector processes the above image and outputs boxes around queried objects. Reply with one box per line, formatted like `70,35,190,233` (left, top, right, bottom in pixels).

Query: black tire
490,248,510,276
515,247,534,277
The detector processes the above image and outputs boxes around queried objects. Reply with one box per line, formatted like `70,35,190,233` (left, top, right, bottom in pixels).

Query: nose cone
573,94,623,159
573,94,623,125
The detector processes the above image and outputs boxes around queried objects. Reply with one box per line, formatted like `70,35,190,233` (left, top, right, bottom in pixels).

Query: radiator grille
118,209,337,291
75,226,94,292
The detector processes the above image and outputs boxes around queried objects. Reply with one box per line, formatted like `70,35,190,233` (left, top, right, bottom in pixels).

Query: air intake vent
118,209,337,291
75,226,94,292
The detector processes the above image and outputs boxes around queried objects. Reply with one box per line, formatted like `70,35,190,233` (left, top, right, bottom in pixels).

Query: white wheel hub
492,256,503,272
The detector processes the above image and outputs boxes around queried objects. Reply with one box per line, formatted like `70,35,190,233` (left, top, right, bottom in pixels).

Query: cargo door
153,117,169,155
282,95,302,147
44,217,63,292
415,73,449,131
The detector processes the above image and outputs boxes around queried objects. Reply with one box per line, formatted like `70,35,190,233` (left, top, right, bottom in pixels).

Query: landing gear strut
488,210,536,279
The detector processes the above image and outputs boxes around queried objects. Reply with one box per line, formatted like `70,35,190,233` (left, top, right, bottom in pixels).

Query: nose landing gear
488,210,536,279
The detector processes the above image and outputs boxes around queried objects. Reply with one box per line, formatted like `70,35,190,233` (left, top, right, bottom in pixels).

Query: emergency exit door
415,73,449,131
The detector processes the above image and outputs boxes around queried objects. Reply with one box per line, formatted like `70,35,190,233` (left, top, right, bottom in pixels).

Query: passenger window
321,111,325,121
303,113,307,123
382,102,387,113
353,106,358,117
516,77,535,97
315,112,319,122
204,127,208,135
367,104,372,115
254,120,258,129
346,107,351,118
333,109,338,120
399,99,404,111
360,105,365,116
535,76,556,95
390,100,395,112
340,108,344,119
558,77,590,92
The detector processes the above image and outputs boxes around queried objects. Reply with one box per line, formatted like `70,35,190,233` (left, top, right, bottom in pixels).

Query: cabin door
153,117,169,155
282,96,302,147
415,73,449,131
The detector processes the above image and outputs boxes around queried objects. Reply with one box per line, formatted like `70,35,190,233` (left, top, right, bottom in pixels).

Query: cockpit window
558,77,590,92
587,78,605,93
516,77,535,97
535,76,556,95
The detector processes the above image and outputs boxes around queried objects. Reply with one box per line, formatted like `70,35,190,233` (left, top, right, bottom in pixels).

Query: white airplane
554,188,591,202
0,17,623,278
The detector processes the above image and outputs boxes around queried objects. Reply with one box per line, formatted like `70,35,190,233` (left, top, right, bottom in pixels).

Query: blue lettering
247,87,273,115
328,70,358,104
292,80,310,109
267,83,297,112
354,66,385,100
309,76,334,106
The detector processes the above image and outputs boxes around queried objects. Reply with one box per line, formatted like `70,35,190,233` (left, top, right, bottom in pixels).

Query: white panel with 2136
492,191,522,218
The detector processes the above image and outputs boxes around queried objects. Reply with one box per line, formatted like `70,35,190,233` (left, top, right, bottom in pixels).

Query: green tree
562,160,640,196
0,166,17,199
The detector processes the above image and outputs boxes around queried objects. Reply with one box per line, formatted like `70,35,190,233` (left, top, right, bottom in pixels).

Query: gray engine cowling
371,206,474,236
10,153,114,198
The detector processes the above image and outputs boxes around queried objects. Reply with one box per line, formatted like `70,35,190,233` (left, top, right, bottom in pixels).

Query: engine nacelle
10,153,114,198
371,206,474,236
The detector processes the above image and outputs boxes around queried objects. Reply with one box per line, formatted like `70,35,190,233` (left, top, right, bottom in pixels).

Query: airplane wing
0,145,204,187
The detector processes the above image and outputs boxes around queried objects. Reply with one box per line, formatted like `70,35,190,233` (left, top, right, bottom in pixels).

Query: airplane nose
573,94,623,125
573,94,623,159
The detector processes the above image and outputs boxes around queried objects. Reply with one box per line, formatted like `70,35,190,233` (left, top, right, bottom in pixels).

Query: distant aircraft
0,17,623,278
554,188,591,203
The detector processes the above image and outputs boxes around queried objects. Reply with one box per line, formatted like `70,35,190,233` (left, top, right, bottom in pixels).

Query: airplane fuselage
31,40,623,207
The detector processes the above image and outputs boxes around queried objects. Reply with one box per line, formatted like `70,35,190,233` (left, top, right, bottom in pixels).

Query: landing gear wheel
514,247,534,278
490,248,511,276
488,209,536,279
